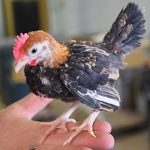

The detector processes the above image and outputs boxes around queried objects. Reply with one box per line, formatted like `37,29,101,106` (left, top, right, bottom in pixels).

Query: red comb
13,33,29,61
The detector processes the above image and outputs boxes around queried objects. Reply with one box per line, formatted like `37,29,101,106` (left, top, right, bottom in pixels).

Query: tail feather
101,2,146,55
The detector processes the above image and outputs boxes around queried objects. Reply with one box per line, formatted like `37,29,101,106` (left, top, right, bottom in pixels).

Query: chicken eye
31,48,37,54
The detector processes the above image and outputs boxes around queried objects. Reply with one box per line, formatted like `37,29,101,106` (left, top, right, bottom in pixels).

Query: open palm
0,93,114,150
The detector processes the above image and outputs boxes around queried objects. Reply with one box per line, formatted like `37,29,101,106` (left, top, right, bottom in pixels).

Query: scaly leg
63,110,100,146
40,101,81,144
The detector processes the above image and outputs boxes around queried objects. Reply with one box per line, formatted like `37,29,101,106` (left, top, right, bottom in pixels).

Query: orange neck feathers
23,30,69,68
44,41,69,68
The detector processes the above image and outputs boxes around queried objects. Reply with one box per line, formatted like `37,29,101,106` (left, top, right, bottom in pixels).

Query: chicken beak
15,56,29,73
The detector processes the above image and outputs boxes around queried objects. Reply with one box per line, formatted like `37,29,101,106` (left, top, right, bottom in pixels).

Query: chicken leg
40,101,80,144
63,109,100,145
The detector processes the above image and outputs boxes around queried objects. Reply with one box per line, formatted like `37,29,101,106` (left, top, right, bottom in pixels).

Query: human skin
0,93,114,150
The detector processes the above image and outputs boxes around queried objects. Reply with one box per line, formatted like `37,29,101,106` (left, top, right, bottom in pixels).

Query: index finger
8,93,53,119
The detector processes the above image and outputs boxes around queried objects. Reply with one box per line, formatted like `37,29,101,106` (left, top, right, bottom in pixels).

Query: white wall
0,0,149,38
47,0,150,38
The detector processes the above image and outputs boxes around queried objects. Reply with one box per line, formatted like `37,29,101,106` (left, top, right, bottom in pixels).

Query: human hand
0,93,114,150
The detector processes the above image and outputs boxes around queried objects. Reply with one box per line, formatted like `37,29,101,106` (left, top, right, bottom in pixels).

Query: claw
64,123,96,146
40,118,76,144
40,101,80,144
72,125,96,137
58,118,76,132
63,110,100,146
87,128,96,137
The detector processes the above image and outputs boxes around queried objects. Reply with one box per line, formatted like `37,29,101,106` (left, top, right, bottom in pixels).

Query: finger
67,121,112,133
75,132,114,150
93,121,112,133
46,131,114,150
38,145,92,150
8,93,53,119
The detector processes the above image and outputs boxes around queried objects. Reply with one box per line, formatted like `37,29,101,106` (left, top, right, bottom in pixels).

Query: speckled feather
25,41,121,111
101,3,145,55
25,63,74,102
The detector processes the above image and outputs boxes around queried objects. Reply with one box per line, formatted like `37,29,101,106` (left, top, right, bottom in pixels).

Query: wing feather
60,42,120,111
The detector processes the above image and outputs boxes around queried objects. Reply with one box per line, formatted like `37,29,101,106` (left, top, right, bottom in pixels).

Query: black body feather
24,64,74,102
24,3,145,111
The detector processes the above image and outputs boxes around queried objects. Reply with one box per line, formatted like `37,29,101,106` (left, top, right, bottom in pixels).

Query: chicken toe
63,110,100,146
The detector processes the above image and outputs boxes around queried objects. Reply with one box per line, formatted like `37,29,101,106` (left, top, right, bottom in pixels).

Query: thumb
8,93,53,119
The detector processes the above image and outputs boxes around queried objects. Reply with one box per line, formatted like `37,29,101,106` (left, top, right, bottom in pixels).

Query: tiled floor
114,130,149,150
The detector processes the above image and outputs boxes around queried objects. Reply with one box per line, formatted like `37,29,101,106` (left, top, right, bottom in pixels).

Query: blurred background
0,0,150,149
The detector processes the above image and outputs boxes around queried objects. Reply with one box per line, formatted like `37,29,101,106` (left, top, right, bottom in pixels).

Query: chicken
13,2,145,145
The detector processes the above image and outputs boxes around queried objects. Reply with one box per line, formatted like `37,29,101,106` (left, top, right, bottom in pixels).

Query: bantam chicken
13,2,145,145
